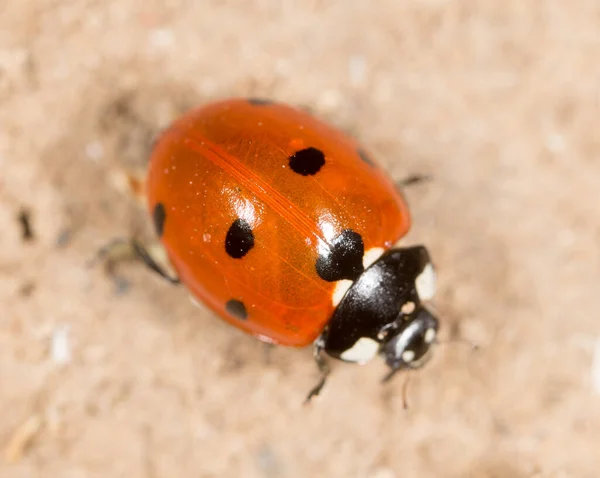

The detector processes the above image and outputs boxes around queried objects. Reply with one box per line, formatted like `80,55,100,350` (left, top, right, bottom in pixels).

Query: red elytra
146,98,411,345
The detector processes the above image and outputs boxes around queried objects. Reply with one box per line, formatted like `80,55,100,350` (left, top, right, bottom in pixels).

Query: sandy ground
2,1,600,477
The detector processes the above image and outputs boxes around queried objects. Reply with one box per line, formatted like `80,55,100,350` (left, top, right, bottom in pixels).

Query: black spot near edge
226,299,248,320
357,148,375,166
153,203,166,237
316,229,365,282
225,218,255,258
248,98,274,106
288,147,325,176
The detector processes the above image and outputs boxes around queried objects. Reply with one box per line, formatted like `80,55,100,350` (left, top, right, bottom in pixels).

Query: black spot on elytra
316,229,365,282
357,148,375,166
153,203,166,237
226,299,248,320
225,218,255,258
289,147,325,176
248,98,273,106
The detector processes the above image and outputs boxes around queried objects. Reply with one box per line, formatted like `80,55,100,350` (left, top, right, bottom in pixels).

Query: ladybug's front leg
304,338,330,403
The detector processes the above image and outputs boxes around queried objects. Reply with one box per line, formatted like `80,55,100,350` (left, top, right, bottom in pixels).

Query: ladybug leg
304,339,330,403
91,238,179,285
131,240,179,284
381,368,412,410
396,174,432,188
381,365,401,383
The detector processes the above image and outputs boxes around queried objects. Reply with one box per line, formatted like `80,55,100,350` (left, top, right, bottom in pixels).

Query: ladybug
137,98,439,400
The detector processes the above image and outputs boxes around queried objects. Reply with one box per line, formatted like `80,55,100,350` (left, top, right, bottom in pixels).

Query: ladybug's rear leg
92,163,179,285
92,238,179,285
305,338,330,403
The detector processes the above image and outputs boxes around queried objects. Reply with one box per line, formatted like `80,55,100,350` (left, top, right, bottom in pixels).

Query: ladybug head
380,306,439,380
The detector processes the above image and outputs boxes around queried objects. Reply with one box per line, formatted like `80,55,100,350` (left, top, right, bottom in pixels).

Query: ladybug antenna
424,303,479,352
433,336,480,352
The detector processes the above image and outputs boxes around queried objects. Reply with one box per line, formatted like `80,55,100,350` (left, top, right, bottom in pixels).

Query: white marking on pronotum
332,279,353,307
401,350,415,363
424,328,437,344
340,337,380,364
415,263,436,301
363,247,384,269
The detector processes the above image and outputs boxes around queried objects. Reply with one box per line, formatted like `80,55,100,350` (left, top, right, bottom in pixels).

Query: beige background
2,1,600,477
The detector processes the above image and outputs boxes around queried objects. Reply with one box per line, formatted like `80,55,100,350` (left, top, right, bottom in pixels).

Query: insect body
144,98,439,398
